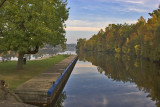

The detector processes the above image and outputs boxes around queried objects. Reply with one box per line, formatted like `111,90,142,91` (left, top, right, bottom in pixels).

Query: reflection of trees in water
32,91,67,107
97,67,104,74
55,91,67,107
77,51,160,106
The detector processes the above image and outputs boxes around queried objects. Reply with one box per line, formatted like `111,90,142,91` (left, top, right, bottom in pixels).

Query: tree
0,0,69,69
76,38,87,51
77,5,160,63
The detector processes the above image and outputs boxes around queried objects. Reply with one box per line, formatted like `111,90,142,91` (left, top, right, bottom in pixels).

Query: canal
56,52,160,107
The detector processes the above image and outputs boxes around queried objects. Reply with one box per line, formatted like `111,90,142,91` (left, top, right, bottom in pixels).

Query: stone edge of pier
14,55,78,105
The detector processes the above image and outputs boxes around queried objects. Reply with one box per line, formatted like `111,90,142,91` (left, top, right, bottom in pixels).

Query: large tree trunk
16,46,39,70
17,53,24,70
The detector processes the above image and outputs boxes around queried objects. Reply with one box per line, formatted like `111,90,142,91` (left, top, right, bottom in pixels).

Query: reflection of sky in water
62,61,156,107
75,62,95,68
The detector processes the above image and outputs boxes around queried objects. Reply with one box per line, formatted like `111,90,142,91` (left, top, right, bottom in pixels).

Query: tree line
76,5,160,62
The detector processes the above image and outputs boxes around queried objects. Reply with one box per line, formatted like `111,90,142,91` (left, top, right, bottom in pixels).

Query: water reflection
77,52,160,106
55,91,67,107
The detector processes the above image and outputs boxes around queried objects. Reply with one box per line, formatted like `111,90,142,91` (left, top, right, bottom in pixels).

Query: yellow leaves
115,48,120,53
49,0,52,3
126,38,130,44
134,61,139,68
127,48,130,53
125,64,129,71
134,45,140,50
134,45,140,55
138,16,146,24
152,14,158,24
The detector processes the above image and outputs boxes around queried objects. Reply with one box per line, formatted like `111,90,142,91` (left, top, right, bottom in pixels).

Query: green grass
0,55,69,90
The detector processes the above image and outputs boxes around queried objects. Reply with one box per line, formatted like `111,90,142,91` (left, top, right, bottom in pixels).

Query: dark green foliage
0,0,69,69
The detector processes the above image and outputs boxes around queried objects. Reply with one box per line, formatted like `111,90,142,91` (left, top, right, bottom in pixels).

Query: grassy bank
0,55,69,89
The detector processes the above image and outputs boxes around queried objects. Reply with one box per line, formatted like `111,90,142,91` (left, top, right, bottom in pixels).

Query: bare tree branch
25,46,39,54
0,0,7,9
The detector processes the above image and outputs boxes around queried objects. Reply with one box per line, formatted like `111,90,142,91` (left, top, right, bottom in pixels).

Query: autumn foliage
76,5,160,62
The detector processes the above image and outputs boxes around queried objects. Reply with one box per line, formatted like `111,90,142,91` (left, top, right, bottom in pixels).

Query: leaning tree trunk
17,53,24,70
16,46,39,70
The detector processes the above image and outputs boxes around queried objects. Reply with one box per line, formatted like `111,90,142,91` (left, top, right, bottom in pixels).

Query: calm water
58,52,160,107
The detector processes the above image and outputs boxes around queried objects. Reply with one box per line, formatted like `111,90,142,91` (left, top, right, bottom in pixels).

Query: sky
65,0,160,44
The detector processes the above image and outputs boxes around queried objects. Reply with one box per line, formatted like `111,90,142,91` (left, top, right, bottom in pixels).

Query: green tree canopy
0,0,69,69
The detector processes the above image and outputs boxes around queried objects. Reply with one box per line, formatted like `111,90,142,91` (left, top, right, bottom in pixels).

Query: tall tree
0,0,69,69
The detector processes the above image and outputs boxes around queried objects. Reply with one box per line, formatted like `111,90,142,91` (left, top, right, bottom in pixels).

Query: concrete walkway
14,55,78,105
0,85,36,107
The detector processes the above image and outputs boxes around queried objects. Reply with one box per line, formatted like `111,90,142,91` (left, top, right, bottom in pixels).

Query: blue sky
65,0,160,43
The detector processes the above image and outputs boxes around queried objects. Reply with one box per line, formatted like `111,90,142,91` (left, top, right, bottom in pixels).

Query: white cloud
125,20,137,24
65,20,109,27
65,27,103,32
65,19,137,32
125,0,144,4
75,63,96,67
114,0,160,13
116,0,144,4
102,97,108,105
65,20,110,31
129,8,147,12
66,19,111,31
92,0,144,4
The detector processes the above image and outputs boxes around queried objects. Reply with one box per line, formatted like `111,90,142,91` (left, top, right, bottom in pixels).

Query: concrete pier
15,55,78,105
